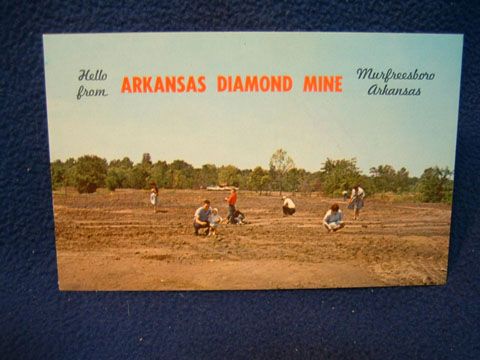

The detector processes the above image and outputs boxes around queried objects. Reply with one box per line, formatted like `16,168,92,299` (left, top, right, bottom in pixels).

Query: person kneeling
232,209,246,225
323,203,345,233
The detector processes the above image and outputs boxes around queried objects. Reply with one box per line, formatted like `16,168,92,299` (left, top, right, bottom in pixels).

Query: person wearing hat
282,196,296,216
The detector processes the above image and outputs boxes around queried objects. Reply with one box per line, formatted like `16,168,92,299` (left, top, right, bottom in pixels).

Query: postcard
43,32,463,290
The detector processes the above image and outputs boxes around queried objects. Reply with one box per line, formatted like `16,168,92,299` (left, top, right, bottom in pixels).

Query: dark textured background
1,1,479,359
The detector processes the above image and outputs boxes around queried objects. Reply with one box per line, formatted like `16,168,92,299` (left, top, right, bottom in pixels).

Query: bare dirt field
53,188,451,290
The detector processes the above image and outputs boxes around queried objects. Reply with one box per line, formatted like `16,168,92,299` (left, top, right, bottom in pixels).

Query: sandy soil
53,189,451,290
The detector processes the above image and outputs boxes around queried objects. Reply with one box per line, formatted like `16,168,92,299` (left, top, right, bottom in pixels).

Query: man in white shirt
282,196,296,216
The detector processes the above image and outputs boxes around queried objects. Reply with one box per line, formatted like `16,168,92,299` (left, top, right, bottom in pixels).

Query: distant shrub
106,167,129,191
418,167,453,203
72,155,108,194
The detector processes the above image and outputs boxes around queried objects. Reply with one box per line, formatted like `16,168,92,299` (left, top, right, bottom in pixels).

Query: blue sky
43,32,463,176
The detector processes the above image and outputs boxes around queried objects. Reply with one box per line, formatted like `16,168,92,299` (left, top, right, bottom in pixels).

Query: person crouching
232,209,246,224
323,203,345,233
193,199,211,236
282,196,296,216
208,208,223,236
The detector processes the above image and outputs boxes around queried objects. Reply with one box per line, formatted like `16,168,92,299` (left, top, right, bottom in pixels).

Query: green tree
109,157,133,169
142,153,152,166
269,149,295,194
197,164,219,188
63,158,76,187
105,167,129,191
248,166,267,193
396,167,410,192
418,166,453,203
238,169,252,190
370,164,411,193
106,157,134,191
321,158,361,196
284,168,306,193
408,176,420,192
127,164,150,189
72,155,108,193
218,165,241,187
167,160,194,188
50,158,77,190
306,171,323,193
50,160,66,190
370,164,397,192
260,174,272,195
150,160,169,188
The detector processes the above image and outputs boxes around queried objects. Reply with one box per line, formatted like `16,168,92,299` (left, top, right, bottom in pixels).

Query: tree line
50,149,453,203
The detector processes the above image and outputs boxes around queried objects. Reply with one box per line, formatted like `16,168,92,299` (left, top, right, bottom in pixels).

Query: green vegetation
320,158,361,196
50,149,454,203
51,156,97,192
417,166,453,204
269,149,295,195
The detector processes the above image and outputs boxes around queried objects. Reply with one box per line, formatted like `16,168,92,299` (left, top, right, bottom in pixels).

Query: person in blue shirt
323,203,345,232
193,199,212,236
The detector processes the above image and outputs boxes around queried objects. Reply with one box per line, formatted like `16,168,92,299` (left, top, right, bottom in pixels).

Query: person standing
150,182,159,213
193,199,212,236
347,185,365,220
323,203,345,232
282,196,296,216
224,188,238,224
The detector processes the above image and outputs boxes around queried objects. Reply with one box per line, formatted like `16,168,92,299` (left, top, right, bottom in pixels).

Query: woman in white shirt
347,185,365,220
